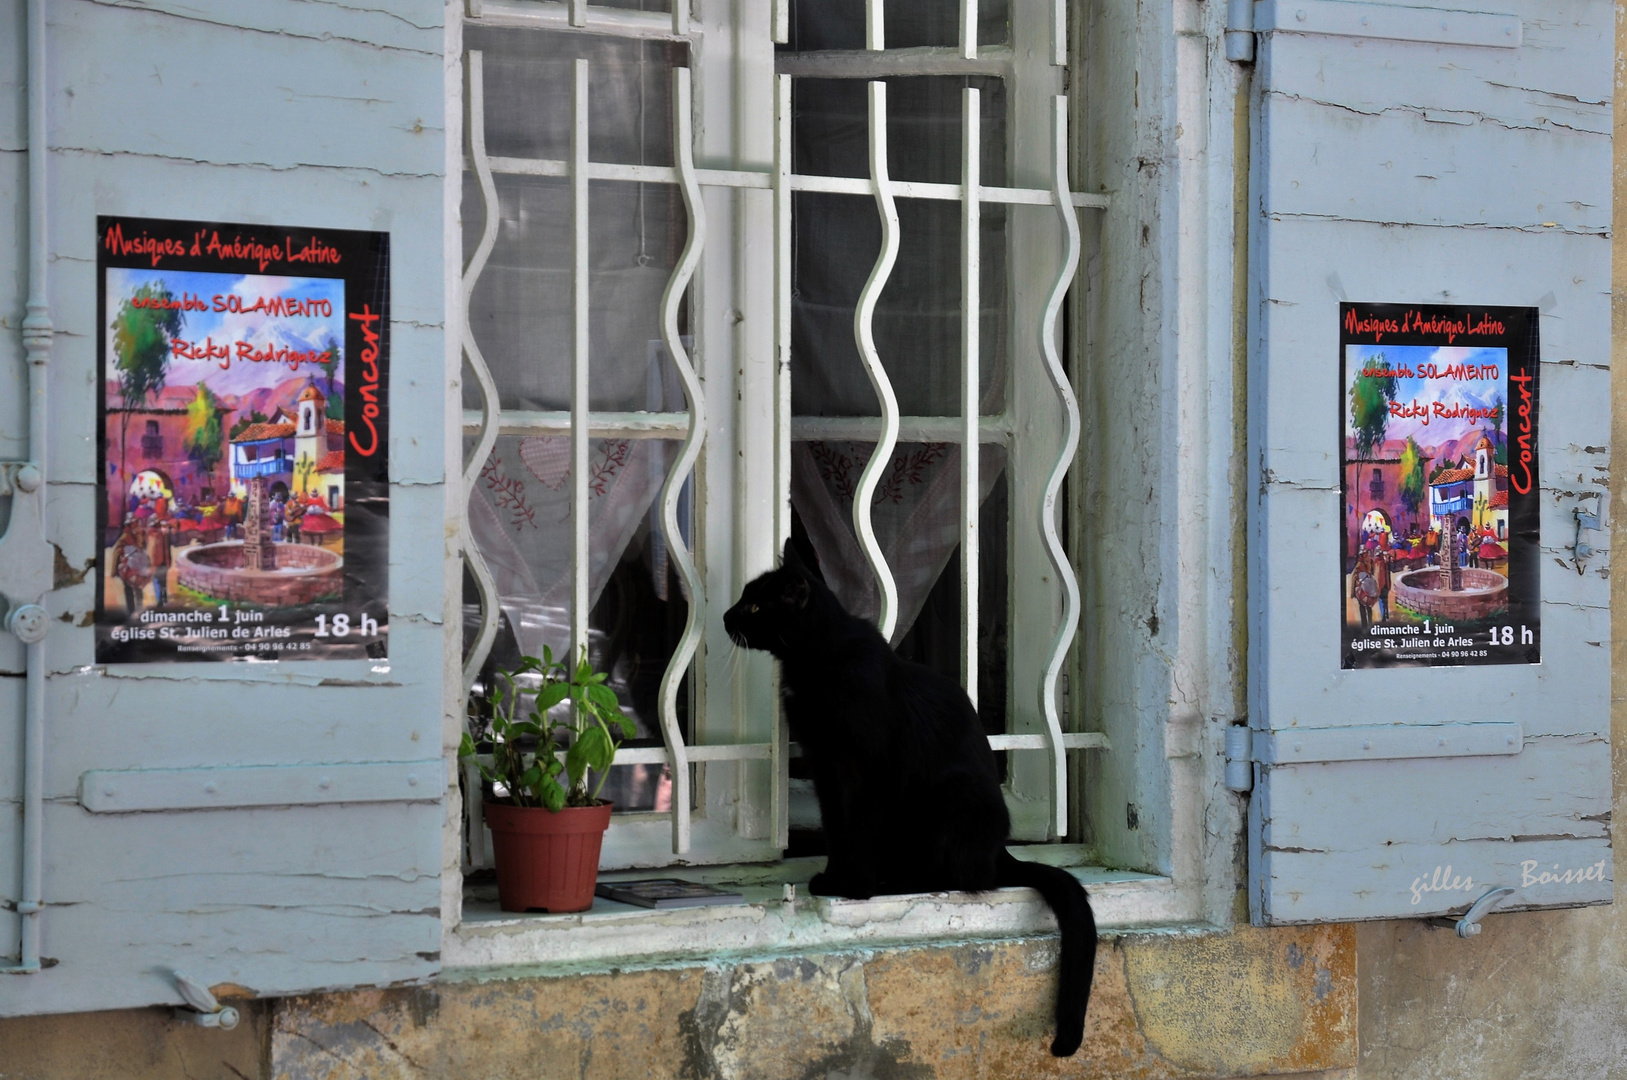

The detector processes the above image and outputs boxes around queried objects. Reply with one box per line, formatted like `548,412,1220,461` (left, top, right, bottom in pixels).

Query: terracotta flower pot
485,800,613,913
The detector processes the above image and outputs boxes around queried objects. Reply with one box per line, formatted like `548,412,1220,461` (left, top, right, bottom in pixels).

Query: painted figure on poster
144,517,172,607
114,518,150,612
286,493,305,544
1373,547,1392,622
1351,552,1377,628
221,490,243,539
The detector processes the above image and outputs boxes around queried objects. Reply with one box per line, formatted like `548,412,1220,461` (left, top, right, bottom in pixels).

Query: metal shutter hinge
1224,725,1254,792
1225,0,1256,62
0,462,53,635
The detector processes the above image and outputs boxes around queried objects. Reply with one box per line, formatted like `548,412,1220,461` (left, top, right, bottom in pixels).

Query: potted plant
461,646,635,913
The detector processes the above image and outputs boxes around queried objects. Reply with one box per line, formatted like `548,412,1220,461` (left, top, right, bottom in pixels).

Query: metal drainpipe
1225,0,1255,797
3,0,54,975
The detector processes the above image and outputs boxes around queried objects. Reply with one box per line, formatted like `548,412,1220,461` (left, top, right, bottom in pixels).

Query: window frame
441,0,1240,957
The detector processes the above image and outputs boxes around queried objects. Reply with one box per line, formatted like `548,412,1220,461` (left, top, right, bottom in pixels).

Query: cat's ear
781,576,811,609
783,536,827,585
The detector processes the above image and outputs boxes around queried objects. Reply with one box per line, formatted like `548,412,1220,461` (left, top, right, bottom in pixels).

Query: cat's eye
748,604,758,613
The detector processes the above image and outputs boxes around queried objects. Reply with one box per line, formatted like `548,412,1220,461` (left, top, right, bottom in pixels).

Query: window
140,419,163,460
457,0,1112,899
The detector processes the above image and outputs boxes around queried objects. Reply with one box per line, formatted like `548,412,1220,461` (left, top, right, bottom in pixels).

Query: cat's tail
997,851,1097,1057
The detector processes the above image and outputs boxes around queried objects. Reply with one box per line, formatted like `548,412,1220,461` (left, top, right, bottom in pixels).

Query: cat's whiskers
722,637,744,688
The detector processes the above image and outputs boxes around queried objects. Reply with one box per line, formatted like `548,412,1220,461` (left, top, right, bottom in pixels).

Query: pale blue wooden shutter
1247,0,1613,923
0,0,447,1016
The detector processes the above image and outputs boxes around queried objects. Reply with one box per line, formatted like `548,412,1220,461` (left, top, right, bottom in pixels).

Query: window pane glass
790,440,1006,643
462,175,688,413
462,28,690,413
787,73,1012,685
585,506,689,814
784,0,1009,50
790,76,1007,418
465,27,683,164
462,28,696,822
894,464,1008,746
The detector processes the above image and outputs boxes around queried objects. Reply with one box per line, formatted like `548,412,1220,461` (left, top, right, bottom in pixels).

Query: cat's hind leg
910,773,1009,892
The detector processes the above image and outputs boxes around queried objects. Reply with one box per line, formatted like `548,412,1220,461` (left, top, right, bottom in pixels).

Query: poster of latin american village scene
97,261,381,662
1341,304,1540,669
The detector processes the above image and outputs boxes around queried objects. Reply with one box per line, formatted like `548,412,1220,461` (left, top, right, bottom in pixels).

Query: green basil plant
460,646,637,811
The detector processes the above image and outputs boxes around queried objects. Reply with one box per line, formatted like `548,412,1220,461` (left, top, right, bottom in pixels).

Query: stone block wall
0,926,1358,1080
273,917,1353,1080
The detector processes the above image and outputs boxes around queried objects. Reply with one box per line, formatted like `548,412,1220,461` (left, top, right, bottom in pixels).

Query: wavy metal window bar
459,19,1111,858
460,51,502,696
849,80,903,641
1037,95,1084,836
653,67,705,853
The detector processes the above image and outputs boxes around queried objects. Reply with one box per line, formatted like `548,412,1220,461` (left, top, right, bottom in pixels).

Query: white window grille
458,0,1108,873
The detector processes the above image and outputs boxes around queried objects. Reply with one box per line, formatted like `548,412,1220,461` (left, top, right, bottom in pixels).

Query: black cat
723,540,1097,1057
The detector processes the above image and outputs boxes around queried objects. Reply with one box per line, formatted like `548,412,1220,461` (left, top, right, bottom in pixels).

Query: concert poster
1340,303,1539,669
95,216,389,662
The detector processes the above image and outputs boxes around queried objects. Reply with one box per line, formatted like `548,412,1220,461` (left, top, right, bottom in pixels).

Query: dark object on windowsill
595,878,746,910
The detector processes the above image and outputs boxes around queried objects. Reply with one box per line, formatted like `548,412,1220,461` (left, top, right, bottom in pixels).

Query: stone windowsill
442,851,1186,977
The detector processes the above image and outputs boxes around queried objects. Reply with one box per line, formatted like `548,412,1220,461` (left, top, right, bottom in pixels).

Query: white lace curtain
471,432,1003,657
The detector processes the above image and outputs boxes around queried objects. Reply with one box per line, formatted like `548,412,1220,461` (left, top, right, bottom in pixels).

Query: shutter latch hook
172,970,241,1029
1572,503,1602,575
1431,885,1515,938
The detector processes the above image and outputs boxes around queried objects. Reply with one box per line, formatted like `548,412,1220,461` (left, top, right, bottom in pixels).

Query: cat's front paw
808,871,873,900
807,871,839,896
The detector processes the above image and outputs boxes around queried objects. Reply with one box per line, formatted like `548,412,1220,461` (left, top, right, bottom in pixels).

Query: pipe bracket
0,470,53,633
